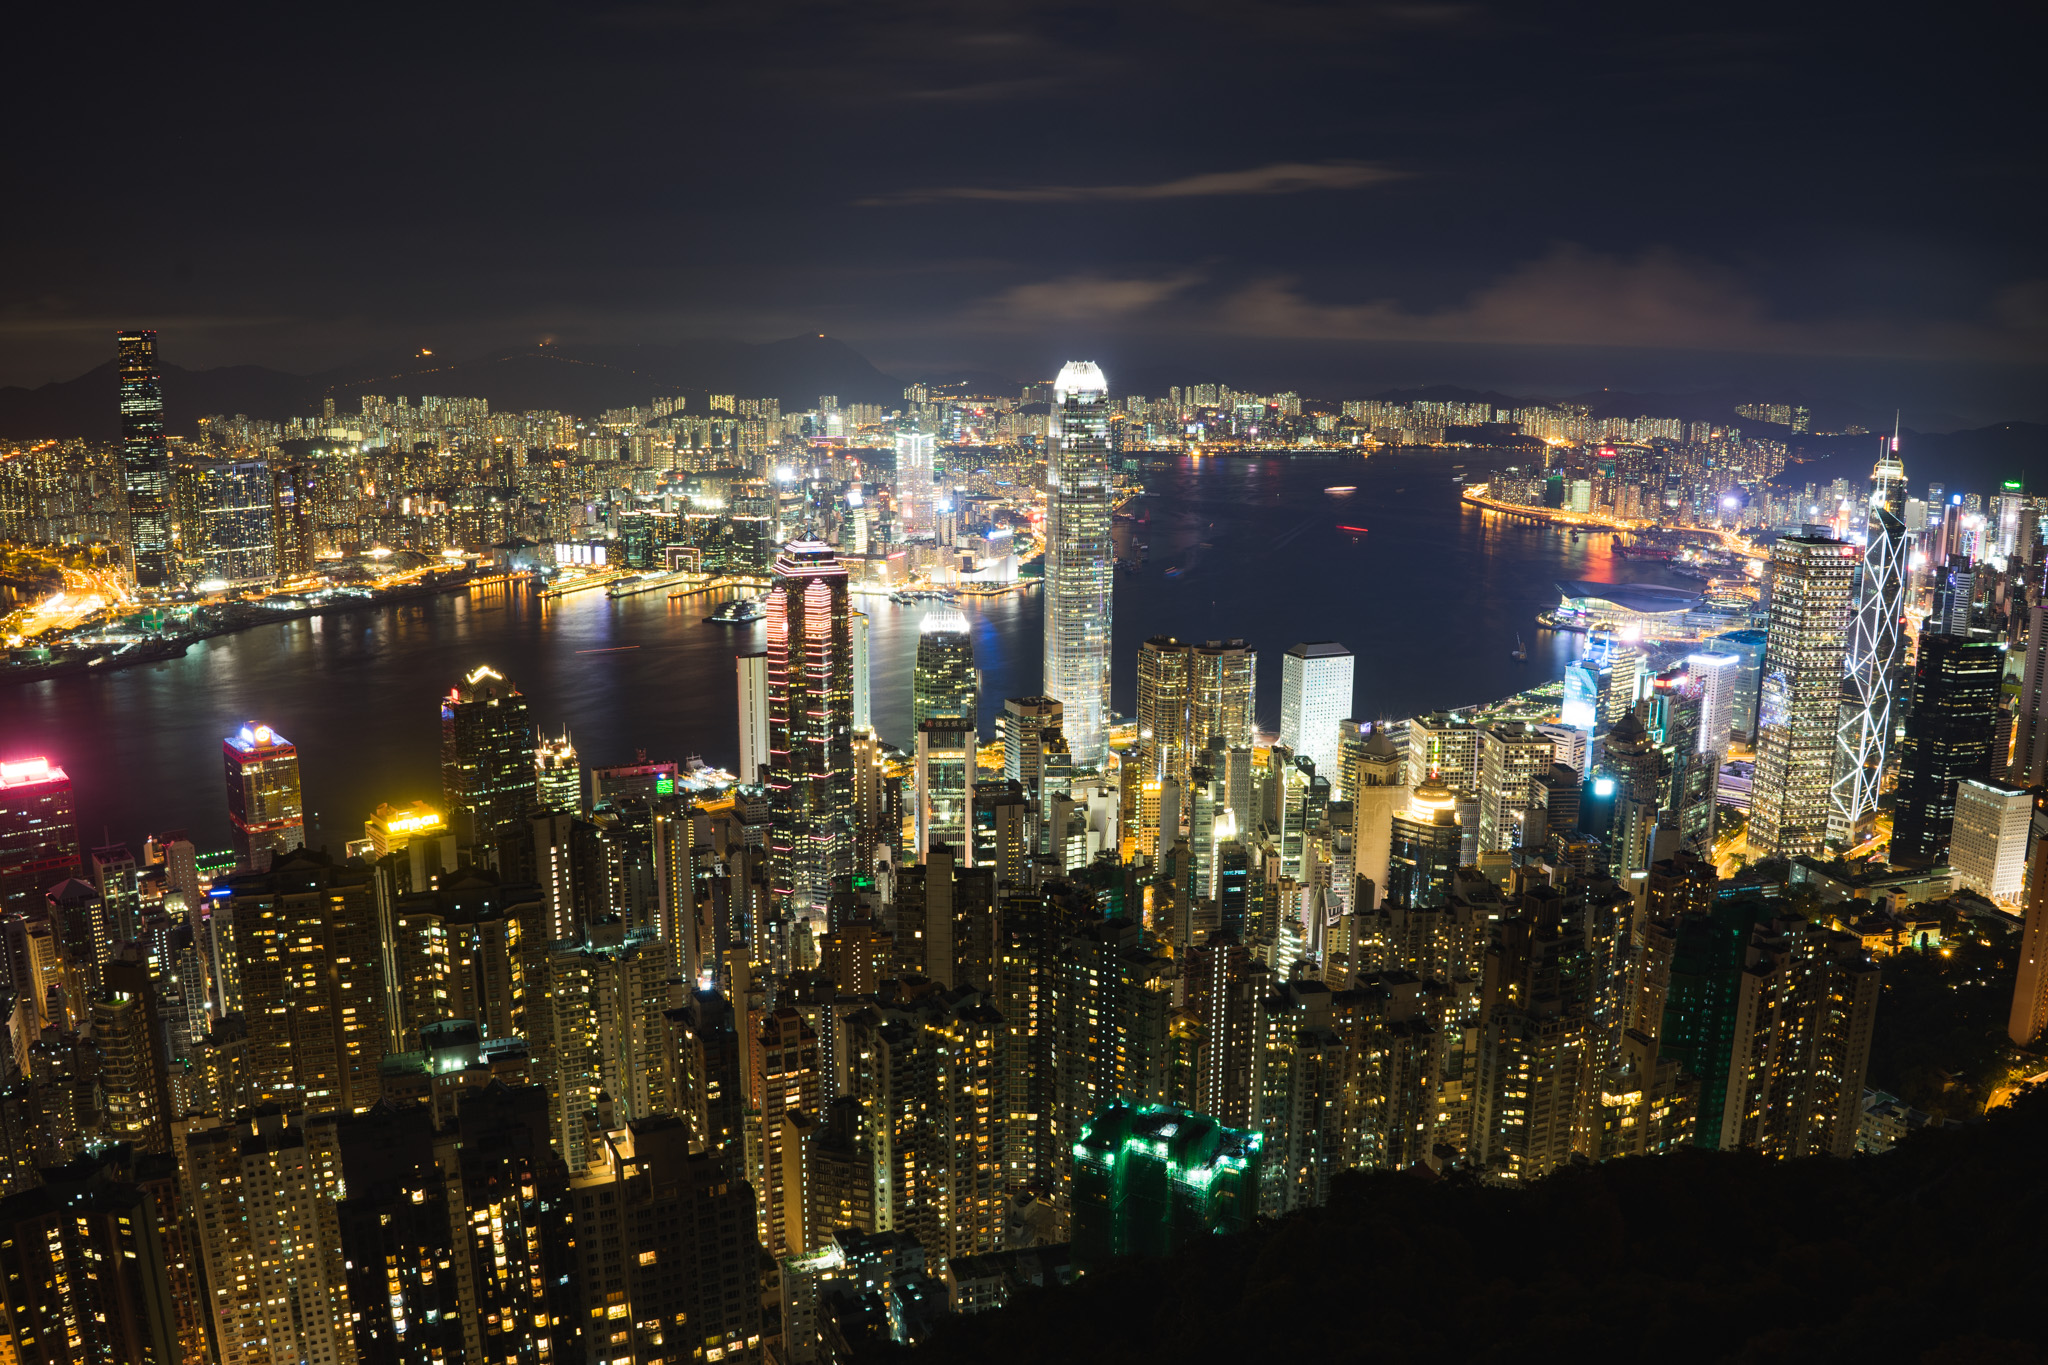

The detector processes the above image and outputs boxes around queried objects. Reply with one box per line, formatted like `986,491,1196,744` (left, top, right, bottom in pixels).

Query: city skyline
0,2,2041,1356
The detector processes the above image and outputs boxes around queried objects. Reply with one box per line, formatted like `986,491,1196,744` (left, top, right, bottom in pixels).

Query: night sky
5,2,2043,421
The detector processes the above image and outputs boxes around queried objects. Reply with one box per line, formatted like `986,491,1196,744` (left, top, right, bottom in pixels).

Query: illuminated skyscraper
916,719,975,861
738,651,770,784
223,723,304,872
913,607,977,728
440,665,539,847
1891,632,2000,865
1280,642,1354,781
1751,536,1855,858
117,330,173,588
1135,638,1257,789
534,728,581,811
1950,779,2032,903
766,541,855,914
1043,360,1113,768
1830,434,1908,842
189,458,277,587
0,757,80,920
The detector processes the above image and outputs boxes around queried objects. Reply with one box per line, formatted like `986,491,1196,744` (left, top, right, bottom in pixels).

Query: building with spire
1831,430,1908,843
1043,361,1114,768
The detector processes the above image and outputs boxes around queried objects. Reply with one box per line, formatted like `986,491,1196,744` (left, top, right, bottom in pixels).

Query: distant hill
1771,422,2048,497
0,335,906,439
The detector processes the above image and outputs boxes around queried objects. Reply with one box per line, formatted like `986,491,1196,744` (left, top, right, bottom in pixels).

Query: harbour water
3,452,1692,852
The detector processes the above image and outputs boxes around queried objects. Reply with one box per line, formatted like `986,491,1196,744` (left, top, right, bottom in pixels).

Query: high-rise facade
1950,778,2032,903
1135,638,1257,789
0,757,80,919
1891,631,2000,865
1831,436,1908,842
738,650,770,784
1043,361,1114,768
118,330,173,589
913,607,977,728
188,458,277,587
223,722,304,872
766,541,855,914
1751,536,1855,858
440,665,539,847
1280,642,1354,781
534,727,581,810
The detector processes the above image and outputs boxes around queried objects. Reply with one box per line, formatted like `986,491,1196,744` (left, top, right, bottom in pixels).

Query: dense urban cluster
0,342,2044,1365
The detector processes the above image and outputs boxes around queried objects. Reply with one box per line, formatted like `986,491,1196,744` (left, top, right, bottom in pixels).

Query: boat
1324,485,1357,494
706,597,766,624
1337,525,1370,536
1511,634,1528,662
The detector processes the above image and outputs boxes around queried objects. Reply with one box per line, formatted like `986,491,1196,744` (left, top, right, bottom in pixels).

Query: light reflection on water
5,452,1685,852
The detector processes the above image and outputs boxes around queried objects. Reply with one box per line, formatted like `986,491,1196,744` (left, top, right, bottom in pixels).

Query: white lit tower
1830,428,1908,843
1752,535,1856,859
1043,360,1114,767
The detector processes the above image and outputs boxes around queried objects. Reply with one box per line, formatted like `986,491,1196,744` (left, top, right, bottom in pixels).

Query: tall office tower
1136,636,1197,784
189,458,277,586
999,695,1064,804
0,757,79,922
1687,652,1741,757
993,881,1096,1195
216,850,388,1115
1250,979,1346,1215
2010,805,2048,1045
89,843,142,946
187,1111,354,1365
1406,711,1482,792
1070,1101,1261,1271
1279,643,1354,781
1385,781,1461,910
766,542,855,915
1751,536,1856,858
1891,632,2000,865
118,330,174,588
1831,435,1909,842
913,607,978,728
440,664,539,847
1950,778,2032,902
851,607,872,733
222,722,304,872
894,430,937,535
1476,722,1554,855
269,462,312,580
738,650,770,784
0,1151,189,1362
534,726,581,810
573,1118,765,1364
1193,640,1258,750
1345,726,1404,908
915,720,975,862
2009,603,2048,787
1043,361,1114,768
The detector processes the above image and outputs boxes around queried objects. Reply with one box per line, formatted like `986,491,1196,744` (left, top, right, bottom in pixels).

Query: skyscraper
1280,642,1354,781
738,651,770,784
118,330,173,589
188,458,277,587
1891,631,2000,865
534,727,581,811
1135,637,1257,789
0,757,79,920
1950,778,2032,903
440,665,539,847
1043,361,1114,768
1750,536,1855,858
766,541,855,914
1831,434,1908,842
913,607,977,728
223,722,304,872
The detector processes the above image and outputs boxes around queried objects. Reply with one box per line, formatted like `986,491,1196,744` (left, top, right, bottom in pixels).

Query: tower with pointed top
1831,429,1908,843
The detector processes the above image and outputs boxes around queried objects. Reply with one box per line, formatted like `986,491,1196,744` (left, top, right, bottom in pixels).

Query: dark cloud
0,0,2040,421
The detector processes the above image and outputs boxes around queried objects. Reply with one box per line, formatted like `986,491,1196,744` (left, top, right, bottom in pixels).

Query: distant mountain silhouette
1769,422,2048,496
0,336,906,439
